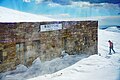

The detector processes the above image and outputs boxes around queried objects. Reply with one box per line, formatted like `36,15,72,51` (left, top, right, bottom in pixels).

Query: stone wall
0,21,98,72
0,23,18,72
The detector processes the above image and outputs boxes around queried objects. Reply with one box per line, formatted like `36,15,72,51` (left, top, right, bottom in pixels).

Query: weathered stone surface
0,21,98,72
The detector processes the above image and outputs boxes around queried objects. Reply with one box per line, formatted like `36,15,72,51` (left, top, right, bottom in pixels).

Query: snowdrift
28,54,120,80
1,54,88,80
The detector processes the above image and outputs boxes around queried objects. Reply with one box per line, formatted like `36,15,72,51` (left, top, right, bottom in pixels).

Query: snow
1,28,120,80
27,54,120,80
98,29,120,57
23,58,42,79
1,54,88,80
26,29,120,80
105,26,120,33
0,6,120,80
61,50,69,58
15,64,28,73
0,6,55,22
1,64,28,80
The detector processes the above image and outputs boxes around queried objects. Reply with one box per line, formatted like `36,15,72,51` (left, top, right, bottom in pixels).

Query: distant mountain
99,25,120,30
116,26,120,30
104,25,120,33
99,25,109,30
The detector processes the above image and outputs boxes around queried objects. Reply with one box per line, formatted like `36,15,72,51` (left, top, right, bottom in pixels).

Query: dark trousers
109,46,115,55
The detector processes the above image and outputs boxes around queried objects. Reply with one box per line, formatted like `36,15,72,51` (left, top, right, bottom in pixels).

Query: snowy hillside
98,29,120,57
105,26,120,33
0,6,55,22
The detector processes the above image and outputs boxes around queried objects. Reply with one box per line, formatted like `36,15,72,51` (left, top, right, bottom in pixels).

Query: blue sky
0,0,120,25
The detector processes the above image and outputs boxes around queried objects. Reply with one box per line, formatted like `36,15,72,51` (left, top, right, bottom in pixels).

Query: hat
108,40,110,42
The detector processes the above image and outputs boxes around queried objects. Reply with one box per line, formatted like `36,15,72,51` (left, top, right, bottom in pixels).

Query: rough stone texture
0,21,98,72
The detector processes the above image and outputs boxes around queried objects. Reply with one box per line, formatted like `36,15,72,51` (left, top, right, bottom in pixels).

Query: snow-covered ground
105,26,120,33
0,6,55,22
98,28,120,57
28,55,120,80
0,54,89,80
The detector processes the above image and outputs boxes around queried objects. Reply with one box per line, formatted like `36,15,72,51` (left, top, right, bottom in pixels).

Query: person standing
108,40,115,55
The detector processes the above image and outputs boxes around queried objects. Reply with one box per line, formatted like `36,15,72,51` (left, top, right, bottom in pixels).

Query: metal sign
40,23,62,32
